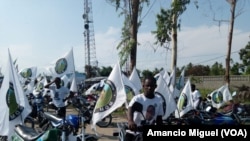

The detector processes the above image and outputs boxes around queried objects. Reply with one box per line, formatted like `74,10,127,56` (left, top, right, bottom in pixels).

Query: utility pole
225,0,237,86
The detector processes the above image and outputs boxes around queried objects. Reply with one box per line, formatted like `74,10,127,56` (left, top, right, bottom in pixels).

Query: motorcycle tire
96,114,112,128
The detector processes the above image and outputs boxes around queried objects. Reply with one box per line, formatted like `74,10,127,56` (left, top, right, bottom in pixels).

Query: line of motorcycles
113,102,250,141
10,91,113,141
164,102,250,126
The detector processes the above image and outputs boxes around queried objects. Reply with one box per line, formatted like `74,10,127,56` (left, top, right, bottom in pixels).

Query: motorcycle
70,94,112,128
27,89,45,124
180,105,240,125
45,110,99,141
113,102,148,141
13,111,98,141
12,111,70,141
11,121,62,141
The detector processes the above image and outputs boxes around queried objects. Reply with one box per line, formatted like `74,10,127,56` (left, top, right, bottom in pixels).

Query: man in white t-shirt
125,75,164,141
45,77,74,118
191,84,202,110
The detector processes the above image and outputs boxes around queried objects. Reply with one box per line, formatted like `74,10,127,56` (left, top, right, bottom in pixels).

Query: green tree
230,62,242,75
152,0,193,89
108,0,150,74
141,69,154,78
99,66,113,76
186,64,210,76
210,62,225,75
239,41,250,74
152,0,193,70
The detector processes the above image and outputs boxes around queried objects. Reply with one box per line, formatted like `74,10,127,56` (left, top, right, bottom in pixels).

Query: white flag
175,79,193,118
122,74,139,109
154,69,168,83
209,84,232,109
23,78,36,96
91,62,126,131
155,74,177,120
48,48,75,77
0,49,32,138
61,74,71,88
129,67,142,94
176,68,185,91
85,82,100,95
18,66,37,81
123,74,140,96
70,74,78,93
168,67,176,96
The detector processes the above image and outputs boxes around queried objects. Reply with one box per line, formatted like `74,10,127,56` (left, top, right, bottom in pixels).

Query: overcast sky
0,0,249,74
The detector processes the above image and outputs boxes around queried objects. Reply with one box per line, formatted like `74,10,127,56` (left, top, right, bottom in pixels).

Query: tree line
93,41,250,78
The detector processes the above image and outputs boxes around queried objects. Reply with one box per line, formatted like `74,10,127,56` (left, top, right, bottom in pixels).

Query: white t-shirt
49,85,70,108
129,93,164,126
126,93,164,135
192,90,202,109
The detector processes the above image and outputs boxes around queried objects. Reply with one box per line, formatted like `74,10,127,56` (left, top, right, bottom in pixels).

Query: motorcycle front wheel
96,114,112,128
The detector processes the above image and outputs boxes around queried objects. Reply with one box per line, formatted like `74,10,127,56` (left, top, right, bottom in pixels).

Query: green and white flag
47,48,75,78
0,49,32,139
175,79,193,118
91,62,126,133
209,84,232,109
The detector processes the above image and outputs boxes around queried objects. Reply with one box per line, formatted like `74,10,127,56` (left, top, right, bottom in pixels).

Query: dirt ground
66,108,127,141
84,116,127,141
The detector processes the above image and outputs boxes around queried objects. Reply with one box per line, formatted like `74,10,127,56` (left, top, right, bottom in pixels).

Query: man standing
44,77,74,118
191,84,202,110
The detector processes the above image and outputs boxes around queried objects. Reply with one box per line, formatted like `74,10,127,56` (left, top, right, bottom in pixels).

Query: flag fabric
39,75,50,97
121,73,139,109
85,82,100,95
154,69,165,81
175,79,193,118
168,67,176,96
0,49,32,139
176,68,185,91
91,62,126,133
18,66,37,82
61,74,71,88
23,78,36,96
154,69,170,83
70,74,78,93
0,77,9,137
123,74,140,96
128,67,142,94
171,68,185,99
47,48,75,78
155,74,177,120
209,84,232,109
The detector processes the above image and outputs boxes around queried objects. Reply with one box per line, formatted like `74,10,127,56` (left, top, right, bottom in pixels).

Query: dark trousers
50,104,66,118
57,106,66,118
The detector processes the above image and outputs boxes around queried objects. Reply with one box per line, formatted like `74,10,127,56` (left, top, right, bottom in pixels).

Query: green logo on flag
20,68,32,78
177,93,187,110
6,83,24,120
55,58,67,74
211,91,223,104
94,80,116,112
